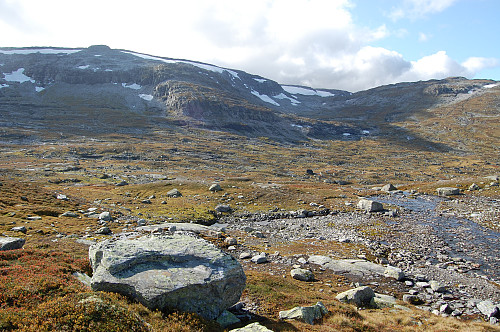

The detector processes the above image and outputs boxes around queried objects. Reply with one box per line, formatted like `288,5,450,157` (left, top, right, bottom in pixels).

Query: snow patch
35,86,45,92
254,78,267,83
362,130,370,134
282,85,317,96
77,65,90,69
0,84,9,89
274,93,300,105
282,85,334,97
251,90,280,106
0,48,81,55
483,83,498,89
343,133,351,136
122,83,141,90
139,94,154,101
3,68,35,83
105,69,113,72
316,90,335,97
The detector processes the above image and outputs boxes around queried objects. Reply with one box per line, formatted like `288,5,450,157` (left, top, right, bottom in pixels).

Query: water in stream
375,193,500,281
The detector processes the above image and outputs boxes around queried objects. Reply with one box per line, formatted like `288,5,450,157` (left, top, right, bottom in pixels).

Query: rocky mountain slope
1,45,498,148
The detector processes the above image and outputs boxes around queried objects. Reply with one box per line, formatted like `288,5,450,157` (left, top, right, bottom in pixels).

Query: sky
0,0,498,92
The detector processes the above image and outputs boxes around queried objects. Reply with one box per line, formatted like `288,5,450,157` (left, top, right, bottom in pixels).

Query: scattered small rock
336,286,375,307
290,268,314,281
167,188,182,197
216,204,232,213
477,300,499,318
11,226,27,234
384,266,405,281
95,226,112,235
429,280,447,293
251,254,268,264
216,310,240,327
209,183,222,192
371,293,397,308
0,237,26,251
436,187,460,196
224,237,237,245
403,294,422,305
469,183,480,191
99,212,111,221
229,322,273,332
357,199,384,212
239,252,252,259
56,194,68,200
279,301,328,325
381,184,397,192
61,211,79,218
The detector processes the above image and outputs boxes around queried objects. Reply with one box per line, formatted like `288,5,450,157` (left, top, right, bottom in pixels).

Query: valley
0,46,499,331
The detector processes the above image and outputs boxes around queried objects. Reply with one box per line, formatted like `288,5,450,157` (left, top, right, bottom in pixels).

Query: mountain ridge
1,45,498,149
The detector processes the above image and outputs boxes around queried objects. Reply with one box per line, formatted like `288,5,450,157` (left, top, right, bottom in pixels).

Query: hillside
1,45,498,149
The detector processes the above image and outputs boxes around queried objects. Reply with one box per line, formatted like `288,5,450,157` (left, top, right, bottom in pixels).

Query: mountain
1,45,499,150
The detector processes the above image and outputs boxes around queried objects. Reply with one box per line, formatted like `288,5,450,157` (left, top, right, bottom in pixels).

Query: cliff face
0,45,498,146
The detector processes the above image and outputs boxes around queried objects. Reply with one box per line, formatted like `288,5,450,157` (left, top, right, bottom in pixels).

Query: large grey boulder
357,199,384,212
336,286,375,307
0,236,25,251
89,233,246,320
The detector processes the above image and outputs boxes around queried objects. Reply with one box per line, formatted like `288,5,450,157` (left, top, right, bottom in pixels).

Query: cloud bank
0,0,498,92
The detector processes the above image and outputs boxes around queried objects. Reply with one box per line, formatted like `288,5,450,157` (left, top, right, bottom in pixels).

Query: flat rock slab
89,233,246,320
0,236,25,251
308,256,386,277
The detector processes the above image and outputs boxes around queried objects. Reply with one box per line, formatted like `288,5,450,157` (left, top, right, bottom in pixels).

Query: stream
375,193,500,281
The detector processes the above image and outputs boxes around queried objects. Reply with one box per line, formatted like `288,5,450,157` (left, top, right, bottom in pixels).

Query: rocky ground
1,136,499,330
212,189,500,324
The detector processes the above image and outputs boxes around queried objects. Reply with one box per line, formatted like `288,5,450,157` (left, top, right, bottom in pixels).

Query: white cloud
0,0,497,92
389,0,459,20
462,57,500,74
418,32,430,42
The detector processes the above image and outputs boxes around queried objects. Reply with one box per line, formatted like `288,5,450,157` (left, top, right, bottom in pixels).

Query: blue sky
351,0,500,81
0,0,498,91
